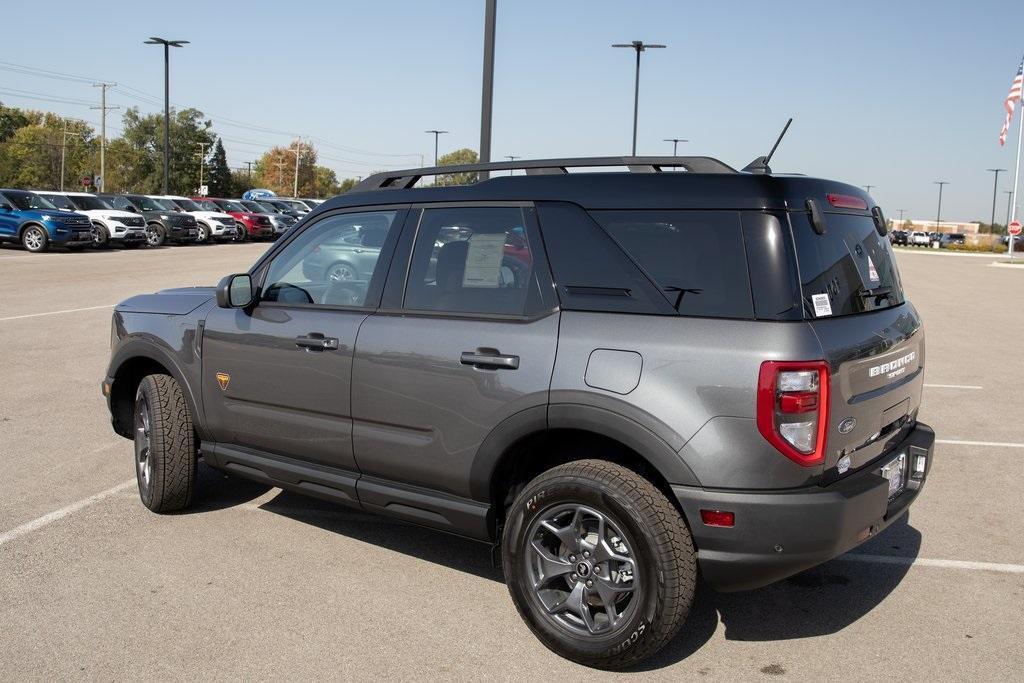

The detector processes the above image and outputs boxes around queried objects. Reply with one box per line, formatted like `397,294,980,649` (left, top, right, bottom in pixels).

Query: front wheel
93,223,110,248
196,223,211,243
146,223,166,247
21,225,49,252
503,460,696,670
233,224,247,242
133,374,197,512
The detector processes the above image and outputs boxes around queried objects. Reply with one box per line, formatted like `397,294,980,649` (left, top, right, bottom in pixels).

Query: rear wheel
324,260,357,282
21,225,48,253
503,460,696,670
133,374,197,512
146,223,166,247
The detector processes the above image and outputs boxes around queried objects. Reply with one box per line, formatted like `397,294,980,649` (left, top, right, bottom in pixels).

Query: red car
191,197,274,241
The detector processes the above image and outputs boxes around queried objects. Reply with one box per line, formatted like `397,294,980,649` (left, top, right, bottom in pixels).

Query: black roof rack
352,155,737,192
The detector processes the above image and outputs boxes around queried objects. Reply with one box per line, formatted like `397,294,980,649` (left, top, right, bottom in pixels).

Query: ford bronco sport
102,156,933,669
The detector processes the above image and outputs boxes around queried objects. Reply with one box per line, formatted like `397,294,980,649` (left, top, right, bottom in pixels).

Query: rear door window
590,210,754,319
790,212,905,318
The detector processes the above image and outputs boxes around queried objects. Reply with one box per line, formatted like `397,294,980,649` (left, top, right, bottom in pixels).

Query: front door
351,205,559,530
201,208,407,479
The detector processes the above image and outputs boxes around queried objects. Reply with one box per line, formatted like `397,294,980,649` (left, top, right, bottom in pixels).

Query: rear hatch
788,206,924,479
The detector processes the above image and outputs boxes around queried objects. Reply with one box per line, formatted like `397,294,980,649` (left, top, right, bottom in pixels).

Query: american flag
999,56,1024,146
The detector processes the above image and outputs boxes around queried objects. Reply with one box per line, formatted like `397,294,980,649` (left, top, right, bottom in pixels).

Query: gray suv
101,157,933,669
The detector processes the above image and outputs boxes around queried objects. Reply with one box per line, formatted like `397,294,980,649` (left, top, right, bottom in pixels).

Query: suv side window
261,210,400,308
403,206,543,316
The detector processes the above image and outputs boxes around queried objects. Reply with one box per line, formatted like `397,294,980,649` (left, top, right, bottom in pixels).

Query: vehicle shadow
177,461,274,513
238,484,921,667
635,514,922,670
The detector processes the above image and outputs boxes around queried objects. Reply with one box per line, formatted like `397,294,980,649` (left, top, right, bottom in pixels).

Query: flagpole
1011,99,1023,259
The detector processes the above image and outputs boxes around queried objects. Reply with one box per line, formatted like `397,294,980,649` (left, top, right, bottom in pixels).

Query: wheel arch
17,221,47,238
108,341,203,440
473,404,701,539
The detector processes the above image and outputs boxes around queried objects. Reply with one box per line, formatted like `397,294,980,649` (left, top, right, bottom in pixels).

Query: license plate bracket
881,453,907,500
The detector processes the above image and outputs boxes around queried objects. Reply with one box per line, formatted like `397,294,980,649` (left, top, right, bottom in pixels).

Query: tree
252,140,318,196
230,168,252,197
112,106,215,194
338,177,359,193
206,139,232,197
0,112,94,190
434,148,479,186
0,102,30,142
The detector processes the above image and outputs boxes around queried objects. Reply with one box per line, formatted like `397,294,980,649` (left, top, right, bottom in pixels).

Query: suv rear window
590,210,754,319
790,212,905,318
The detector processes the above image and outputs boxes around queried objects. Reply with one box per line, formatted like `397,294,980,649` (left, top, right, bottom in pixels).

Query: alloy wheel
327,263,356,282
23,227,45,251
134,396,153,490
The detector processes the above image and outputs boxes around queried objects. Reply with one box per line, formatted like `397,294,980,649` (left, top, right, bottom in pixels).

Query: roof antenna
742,118,793,174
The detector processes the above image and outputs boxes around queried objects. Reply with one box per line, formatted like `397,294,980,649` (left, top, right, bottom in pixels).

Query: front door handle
460,348,520,370
295,334,340,351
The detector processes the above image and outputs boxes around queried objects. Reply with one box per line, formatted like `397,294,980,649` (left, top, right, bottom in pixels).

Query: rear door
790,210,924,475
201,208,407,494
350,204,558,532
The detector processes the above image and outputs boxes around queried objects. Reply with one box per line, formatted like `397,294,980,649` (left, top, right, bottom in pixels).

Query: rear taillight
757,360,830,466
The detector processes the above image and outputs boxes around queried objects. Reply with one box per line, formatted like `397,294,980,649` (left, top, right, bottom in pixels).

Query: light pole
612,41,666,155
478,0,496,179
425,130,448,166
933,181,948,233
663,138,688,156
144,37,189,194
505,155,519,176
987,168,1007,232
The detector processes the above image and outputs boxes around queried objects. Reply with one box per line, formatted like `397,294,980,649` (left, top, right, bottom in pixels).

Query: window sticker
812,293,833,317
867,255,880,284
462,233,506,288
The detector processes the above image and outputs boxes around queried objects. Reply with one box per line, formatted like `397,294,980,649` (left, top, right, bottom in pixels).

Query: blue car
0,189,94,252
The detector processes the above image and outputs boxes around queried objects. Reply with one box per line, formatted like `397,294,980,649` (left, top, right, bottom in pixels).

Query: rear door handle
460,349,520,370
295,334,340,351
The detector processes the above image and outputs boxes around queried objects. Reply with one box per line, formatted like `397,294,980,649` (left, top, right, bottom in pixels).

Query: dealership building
887,219,982,234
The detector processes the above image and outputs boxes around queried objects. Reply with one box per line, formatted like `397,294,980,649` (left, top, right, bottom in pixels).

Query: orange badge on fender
216,372,230,391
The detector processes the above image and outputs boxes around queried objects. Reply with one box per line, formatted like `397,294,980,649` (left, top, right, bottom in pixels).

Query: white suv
35,191,148,248
151,195,236,243
909,231,931,246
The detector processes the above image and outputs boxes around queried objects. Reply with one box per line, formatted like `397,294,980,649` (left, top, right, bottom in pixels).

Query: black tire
233,224,247,242
21,224,49,253
503,460,696,670
133,374,197,513
197,222,211,243
146,222,166,247
92,223,110,248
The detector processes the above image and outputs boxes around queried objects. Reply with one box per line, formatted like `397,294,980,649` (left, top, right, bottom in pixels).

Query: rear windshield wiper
857,285,893,305
662,286,703,311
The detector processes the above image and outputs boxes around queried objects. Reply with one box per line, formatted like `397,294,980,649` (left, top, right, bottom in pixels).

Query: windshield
240,201,266,213
790,212,905,318
171,198,202,211
217,200,246,213
127,196,169,212
69,195,112,211
5,191,56,210
39,194,76,210
194,199,220,212
277,199,307,211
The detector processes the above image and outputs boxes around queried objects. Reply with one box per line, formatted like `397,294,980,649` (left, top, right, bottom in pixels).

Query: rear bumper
673,422,934,592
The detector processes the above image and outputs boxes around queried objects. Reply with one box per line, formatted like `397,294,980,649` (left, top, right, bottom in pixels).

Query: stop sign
81,176,91,187
1010,221,1022,236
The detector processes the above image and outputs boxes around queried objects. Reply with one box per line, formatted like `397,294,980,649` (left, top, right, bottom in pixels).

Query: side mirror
216,273,255,309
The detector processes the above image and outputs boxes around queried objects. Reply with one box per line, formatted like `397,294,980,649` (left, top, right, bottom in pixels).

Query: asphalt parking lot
0,243,1021,680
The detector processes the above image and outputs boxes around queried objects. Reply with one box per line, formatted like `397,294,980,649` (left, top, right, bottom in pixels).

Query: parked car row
889,230,967,248
0,189,324,252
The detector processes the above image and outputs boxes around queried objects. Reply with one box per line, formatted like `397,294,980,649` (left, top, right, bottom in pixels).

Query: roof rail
352,155,736,192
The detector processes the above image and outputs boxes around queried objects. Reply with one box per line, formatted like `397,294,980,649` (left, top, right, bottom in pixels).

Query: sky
2,0,1024,223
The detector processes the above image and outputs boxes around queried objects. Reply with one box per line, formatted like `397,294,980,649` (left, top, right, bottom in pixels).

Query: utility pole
425,130,449,165
987,169,1007,233
59,120,84,191
478,0,497,180
195,142,208,193
275,160,287,187
505,154,519,175
663,138,688,156
863,185,875,195
285,142,302,197
933,181,948,233
245,161,253,183
144,37,189,194
896,208,906,226
1005,190,1014,227
612,40,666,155
90,82,119,192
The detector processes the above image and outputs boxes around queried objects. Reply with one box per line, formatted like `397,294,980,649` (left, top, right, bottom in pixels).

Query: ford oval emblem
838,417,857,434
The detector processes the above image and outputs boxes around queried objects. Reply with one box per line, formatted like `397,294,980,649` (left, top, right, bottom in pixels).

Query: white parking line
838,554,1024,574
0,304,115,322
936,439,1024,449
0,479,135,548
924,383,983,390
